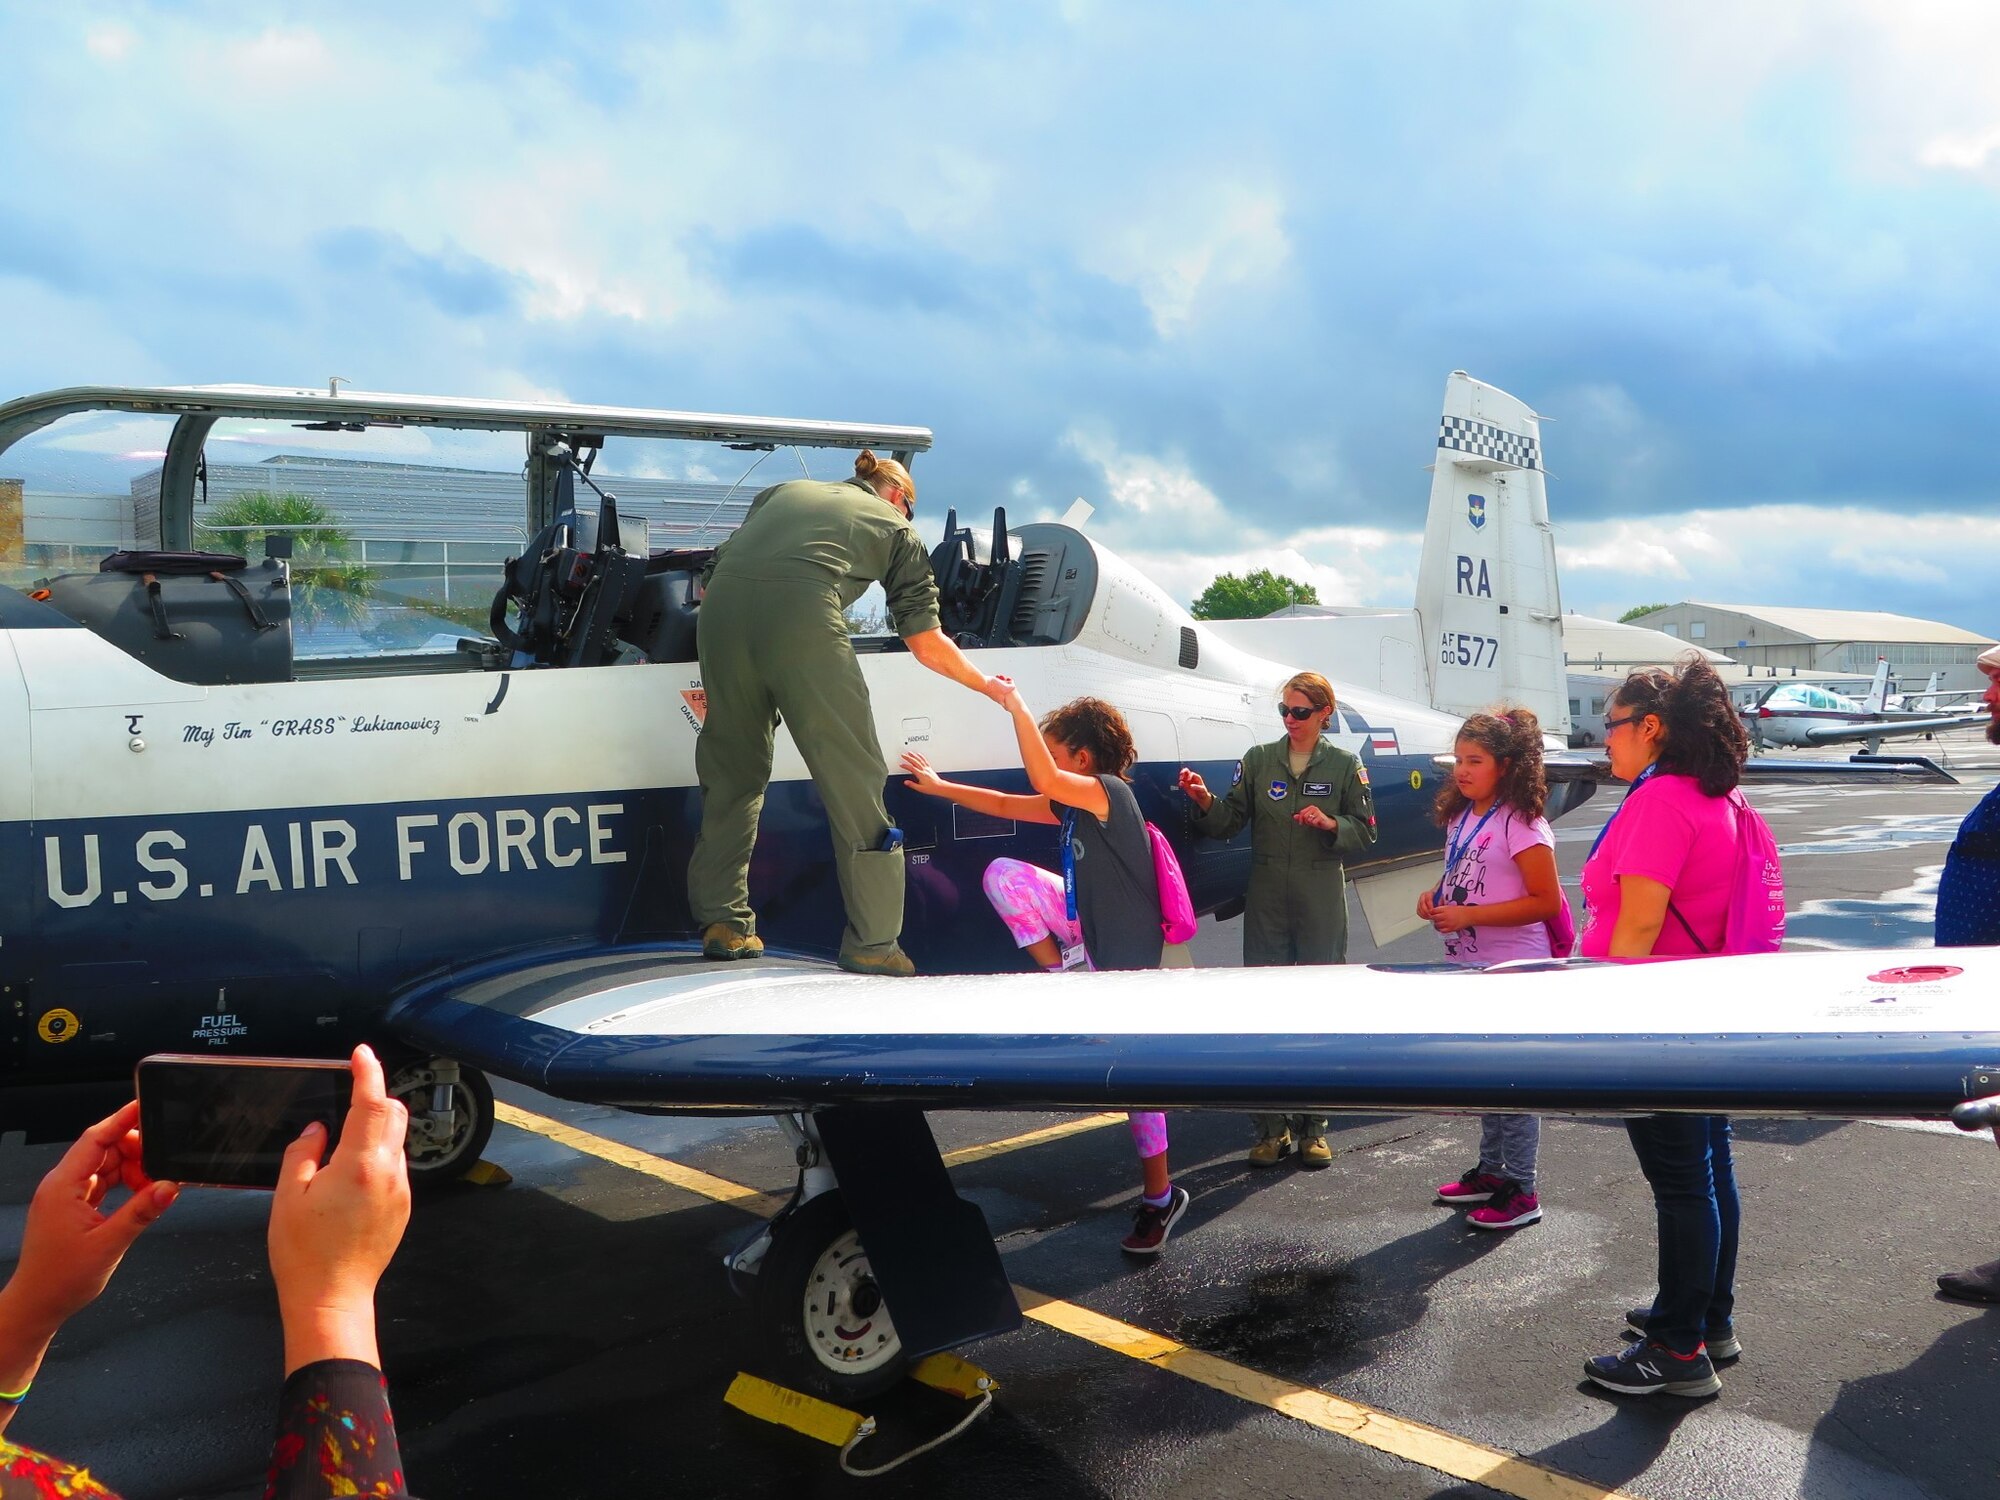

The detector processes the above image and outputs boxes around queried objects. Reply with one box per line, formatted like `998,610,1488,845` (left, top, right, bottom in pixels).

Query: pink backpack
1667,789,1785,955
1544,888,1577,959
1146,822,1199,944
1723,791,1786,954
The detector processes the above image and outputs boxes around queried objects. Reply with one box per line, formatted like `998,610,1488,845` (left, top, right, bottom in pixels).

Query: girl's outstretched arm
1004,690,1111,820
900,751,1059,824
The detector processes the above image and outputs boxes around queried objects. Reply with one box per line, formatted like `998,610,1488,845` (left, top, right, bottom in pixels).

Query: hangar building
1628,603,1996,695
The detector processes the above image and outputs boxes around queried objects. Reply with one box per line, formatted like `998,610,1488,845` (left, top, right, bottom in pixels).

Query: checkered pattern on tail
1438,415,1541,470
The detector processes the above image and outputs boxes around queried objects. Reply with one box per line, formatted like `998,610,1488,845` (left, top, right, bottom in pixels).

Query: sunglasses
1279,706,1322,722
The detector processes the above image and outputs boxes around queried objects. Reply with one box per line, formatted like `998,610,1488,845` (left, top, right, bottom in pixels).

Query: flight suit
1189,734,1377,1139
688,477,940,962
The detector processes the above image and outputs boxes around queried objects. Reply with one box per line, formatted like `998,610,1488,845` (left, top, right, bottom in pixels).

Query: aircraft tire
387,1058,497,1195
755,1190,908,1403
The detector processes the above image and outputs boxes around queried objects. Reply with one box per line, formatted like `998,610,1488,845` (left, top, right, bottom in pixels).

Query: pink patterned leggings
982,857,1169,1162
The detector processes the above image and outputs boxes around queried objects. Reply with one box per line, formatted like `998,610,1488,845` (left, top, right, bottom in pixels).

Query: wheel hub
800,1229,901,1376
388,1065,470,1166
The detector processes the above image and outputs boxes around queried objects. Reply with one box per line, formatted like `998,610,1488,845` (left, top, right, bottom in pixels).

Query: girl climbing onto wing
901,684,1191,1257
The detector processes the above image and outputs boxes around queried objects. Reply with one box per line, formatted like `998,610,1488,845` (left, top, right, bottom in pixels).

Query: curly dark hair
1611,653,1749,797
1433,707,1549,824
1040,696,1137,778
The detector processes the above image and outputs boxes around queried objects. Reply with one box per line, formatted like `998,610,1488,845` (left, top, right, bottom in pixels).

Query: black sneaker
1937,1258,2000,1304
1624,1306,1741,1361
1120,1185,1190,1256
1584,1338,1721,1397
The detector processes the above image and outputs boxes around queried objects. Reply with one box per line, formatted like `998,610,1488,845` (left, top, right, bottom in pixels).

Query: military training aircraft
1,372,1988,1402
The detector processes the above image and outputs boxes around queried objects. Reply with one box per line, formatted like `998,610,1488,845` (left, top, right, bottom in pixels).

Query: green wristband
0,1381,28,1406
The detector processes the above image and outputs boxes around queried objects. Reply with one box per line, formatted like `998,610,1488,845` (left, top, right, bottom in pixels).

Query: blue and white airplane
1745,658,1989,751
0,372,1594,1164
1,373,1986,1400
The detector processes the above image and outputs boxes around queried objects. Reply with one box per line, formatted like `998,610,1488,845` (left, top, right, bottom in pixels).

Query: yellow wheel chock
724,1355,997,1476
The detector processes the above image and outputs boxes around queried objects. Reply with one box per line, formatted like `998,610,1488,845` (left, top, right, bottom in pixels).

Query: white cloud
84,22,136,62
1558,504,2000,623
1083,183,1291,336
1062,426,1229,528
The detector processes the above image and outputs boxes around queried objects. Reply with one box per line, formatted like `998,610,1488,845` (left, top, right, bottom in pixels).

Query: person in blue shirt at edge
1178,671,1378,1168
1934,643,2000,1303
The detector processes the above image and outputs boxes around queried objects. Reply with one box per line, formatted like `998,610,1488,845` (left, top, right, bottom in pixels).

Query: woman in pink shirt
1578,657,1753,1401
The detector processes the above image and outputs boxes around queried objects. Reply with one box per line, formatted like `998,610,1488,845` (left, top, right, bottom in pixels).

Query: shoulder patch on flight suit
1304,781,1334,797
1356,765,1371,785
1232,761,1243,785
1267,779,1288,801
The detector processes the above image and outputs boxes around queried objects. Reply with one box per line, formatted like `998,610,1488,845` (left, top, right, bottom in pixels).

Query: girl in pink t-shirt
1420,708,1567,1231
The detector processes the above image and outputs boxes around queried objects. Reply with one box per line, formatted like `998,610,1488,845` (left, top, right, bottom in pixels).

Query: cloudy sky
4,1,1999,631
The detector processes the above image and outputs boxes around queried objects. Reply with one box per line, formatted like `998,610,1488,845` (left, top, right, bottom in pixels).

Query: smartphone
136,1054,351,1190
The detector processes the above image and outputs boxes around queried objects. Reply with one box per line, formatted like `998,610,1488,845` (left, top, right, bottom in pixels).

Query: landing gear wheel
387,1059,495,1194
756,1191,907,1403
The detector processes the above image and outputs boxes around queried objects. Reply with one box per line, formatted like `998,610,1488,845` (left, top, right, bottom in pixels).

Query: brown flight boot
702,923,764,961
837,945,916,977
1248,1130,1294,1167
1298,1135,1333,1170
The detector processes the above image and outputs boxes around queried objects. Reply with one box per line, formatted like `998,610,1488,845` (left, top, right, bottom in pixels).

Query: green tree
1618,603,1671,624
1190,569,1320,620
194,492,376,630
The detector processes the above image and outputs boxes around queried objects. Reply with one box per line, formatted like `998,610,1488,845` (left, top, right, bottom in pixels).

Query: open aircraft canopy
0,383,934,547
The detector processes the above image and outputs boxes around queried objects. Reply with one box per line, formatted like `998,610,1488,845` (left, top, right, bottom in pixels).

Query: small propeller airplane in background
1743,657,1990,751
0,372,1983,1401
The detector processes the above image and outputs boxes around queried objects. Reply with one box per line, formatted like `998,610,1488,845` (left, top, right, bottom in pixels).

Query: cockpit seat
38,549,293,685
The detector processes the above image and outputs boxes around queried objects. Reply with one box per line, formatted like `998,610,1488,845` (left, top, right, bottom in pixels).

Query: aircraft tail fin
1865,658,1891,715
1412,372,1569,734
1916,672,1942,712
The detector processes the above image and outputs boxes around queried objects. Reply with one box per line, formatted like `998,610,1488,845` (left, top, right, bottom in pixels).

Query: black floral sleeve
264,1359,410,1500
0,1440,122,1498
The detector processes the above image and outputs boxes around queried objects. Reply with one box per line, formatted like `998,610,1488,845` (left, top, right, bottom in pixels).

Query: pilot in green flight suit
1178,672,1378,1165
688,450,1003,976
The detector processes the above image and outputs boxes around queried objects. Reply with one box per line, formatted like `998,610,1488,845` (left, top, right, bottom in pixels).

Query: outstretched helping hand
1177,767,1214,810
981,673,1016,705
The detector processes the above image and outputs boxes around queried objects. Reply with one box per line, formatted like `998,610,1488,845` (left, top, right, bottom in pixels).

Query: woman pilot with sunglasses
1178,671,1378,1167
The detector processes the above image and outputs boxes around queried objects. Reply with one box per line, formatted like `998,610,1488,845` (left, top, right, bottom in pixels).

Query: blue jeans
1624,1114,1738,1356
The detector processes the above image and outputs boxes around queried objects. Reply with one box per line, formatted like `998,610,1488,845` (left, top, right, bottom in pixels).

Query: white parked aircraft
1745,658,1989,751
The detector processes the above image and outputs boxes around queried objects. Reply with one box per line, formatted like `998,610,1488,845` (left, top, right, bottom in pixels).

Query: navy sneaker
1585,1338,1721,1397
1121,1185,1190,1256
1624,1306,1741,1361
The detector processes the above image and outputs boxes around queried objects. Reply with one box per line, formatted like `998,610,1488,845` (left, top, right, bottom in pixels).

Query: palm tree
194,492,377,630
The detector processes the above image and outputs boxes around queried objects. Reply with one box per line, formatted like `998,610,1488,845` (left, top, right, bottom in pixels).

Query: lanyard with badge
1437,803,1500,904
1061,809,1079,920
1581,762,1659,914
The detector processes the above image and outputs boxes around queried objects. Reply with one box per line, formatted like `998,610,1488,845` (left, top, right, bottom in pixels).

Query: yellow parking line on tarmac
1013,1288,1634,1500
940,1112,1127,1166
494,1103,1631,1499
493,1101,791,1217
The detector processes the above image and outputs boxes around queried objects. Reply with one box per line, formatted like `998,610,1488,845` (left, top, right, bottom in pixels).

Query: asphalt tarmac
6,732,1998,1499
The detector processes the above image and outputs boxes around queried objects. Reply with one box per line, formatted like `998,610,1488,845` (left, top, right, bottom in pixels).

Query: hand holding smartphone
136,1055,353,1190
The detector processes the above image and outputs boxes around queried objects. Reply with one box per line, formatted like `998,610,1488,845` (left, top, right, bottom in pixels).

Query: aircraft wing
386,945,2000,1120
1540,754,1958,785
1798,714,1990,747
